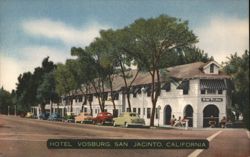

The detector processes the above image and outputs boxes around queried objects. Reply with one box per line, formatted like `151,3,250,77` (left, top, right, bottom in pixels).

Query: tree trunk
89,100,93,116
108,75,116,110
81,96,87,112
70,98,73,112
150,69,161,127
41,102,46,114
119,60,131,112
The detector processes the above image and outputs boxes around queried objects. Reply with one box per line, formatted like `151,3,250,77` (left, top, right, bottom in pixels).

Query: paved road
0,115,249,157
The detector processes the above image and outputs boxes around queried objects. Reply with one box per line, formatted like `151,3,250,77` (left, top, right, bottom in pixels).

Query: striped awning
200,79,227,90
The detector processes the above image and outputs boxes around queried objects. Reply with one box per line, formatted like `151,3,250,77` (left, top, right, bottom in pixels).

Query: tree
0,87,14,114
223,50,249,130
119,15,198,126
15,71,34,113
36,57,57,113
71,47,104,115
54,62,77,112
96,29,141,112
37,71,59,114
177,46,211,64
15,57,57,114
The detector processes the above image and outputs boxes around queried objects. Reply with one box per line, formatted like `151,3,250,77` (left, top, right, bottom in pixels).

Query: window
218,89,223,94
84,108,87,112
112,93,119,100
201,90,205,94
162,83,171,92
147,90,151,97
88,95,93,101
138,108,141,115
126,108,130,112
133,108,136,113
147,108,151,119
102,93,108,100
183,89,189,95
210,64,214,73
79,97,83,102
207,89,216,94
95,109,98,114
133,93,137,98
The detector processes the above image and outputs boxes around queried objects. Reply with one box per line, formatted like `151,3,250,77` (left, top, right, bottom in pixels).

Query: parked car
75,112,93,124
25,112,34,118
113,112,145,127
64,112,75,123
48,113,62,121
93,112,113,125
39,112,50,120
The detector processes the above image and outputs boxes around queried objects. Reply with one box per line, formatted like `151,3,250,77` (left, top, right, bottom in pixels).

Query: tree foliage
0,87,15,114
117,15,199,126
223,50,249,130
15,57,56,114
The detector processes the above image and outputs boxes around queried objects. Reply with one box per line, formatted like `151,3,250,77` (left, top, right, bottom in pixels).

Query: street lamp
157,105,161,127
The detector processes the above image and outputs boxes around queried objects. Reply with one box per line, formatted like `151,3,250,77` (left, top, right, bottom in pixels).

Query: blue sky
0,0,249,91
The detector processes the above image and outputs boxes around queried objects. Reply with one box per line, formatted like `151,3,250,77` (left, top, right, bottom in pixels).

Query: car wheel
101,121,105,125
125,122,129,128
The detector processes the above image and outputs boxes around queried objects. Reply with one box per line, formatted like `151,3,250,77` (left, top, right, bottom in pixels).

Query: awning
200,79,227,90
133,87,141,94
177,80,189,90
161,83,171,91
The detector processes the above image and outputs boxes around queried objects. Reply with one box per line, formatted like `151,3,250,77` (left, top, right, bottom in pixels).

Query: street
0,115,249,157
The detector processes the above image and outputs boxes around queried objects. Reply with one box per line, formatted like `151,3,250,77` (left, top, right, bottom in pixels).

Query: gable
202,61,221,74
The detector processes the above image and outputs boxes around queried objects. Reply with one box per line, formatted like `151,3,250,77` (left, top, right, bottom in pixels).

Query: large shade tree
94,29,140,112
118,15,199,126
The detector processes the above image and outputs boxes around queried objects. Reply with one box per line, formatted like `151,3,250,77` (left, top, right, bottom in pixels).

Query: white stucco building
34,61,233,128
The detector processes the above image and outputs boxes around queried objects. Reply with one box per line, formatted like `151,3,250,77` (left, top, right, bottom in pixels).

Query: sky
0,0,249,92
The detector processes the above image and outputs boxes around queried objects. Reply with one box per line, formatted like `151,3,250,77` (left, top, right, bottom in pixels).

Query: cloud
22,19,110,46
0,54,22,92
195,17,249,63
0,46,72,92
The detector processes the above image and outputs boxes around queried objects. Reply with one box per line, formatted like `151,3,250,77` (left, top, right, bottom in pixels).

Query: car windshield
84,113,91,116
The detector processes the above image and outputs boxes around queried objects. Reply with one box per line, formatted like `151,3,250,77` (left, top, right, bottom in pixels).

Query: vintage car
25,112,34,118
39,112,50,120
64,112,75,123
74,112,93,124
92,112,113,125
113,112,145,127
48,113,62,121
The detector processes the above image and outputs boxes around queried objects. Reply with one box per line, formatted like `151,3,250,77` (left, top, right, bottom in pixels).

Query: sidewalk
153,125,249,131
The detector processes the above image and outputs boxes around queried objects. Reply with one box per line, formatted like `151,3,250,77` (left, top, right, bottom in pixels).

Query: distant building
32,61,233,128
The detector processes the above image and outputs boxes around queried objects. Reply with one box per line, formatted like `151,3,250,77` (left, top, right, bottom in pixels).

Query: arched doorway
184,105,193,127
203,105,219,127
164,105,172,125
